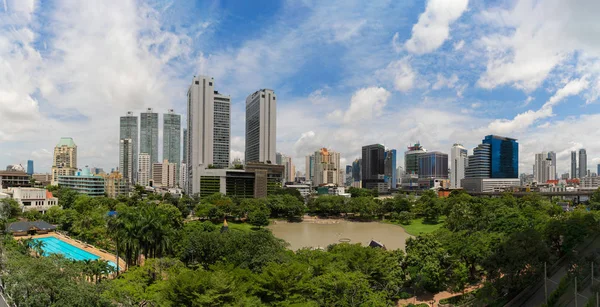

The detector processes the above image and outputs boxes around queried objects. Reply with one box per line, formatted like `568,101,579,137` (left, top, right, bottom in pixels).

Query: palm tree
31,240,45,257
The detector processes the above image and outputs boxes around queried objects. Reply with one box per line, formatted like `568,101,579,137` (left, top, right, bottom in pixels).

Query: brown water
268,219,411,251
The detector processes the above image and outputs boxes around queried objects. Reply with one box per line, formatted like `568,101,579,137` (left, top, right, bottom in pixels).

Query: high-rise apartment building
27,160,34,176
51,137,77,185
152,159,177,188
450,144,468,189
163,109,181,165
361,144,386,192
384,149,397,189
312,148,341,186
179,163,187,188
182,128,188,163
140,108,159,164
305,154,315,183
579,149,587,178
282,155,295,183
534,152,556,183
138,153,151,187
120,111,138,181
465,144,491,178
405,143,426,175
245,89,276,163
119,138,134,185
276,153,283,165
571,151,577,179
186,76,231,194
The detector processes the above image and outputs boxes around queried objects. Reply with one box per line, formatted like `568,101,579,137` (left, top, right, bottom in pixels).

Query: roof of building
6,220,56,233
0,171,29,177
56,137,76,147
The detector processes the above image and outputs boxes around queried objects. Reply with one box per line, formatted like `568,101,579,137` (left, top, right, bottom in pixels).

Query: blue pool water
32,237,117,269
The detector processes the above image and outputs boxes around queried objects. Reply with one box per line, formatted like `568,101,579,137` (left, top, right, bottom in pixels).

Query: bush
547,275,570,307
398,211,415,225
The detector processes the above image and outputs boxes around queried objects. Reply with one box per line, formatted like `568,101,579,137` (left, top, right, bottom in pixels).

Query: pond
268,219,411,251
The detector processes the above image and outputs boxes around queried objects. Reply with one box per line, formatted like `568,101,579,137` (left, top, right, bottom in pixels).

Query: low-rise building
194,163,284,199
102,171,129,198
8,187,58,213
58,167,105,197
32,173,52,187
284,184,312,198
0,171,30,189
461,178,521,193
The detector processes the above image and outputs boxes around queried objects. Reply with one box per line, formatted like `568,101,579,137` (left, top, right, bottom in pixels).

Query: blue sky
2,0,600,175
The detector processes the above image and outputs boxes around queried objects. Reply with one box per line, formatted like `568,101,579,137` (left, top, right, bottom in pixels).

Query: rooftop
56,137,76,147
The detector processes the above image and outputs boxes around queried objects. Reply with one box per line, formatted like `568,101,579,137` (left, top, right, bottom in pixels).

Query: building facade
119,138,134,186
418,151,449,179
27,160,34,176
450,144,468,189
351,159,361,183
482,135,518,178
9,188,58,213
58,168,105,197
51,137,77,185
186,76,231,194
465,143,491,178
245,89,276,163
404,143,426,175
0,171,31,189
138,153,151,187
282,155,295,183
305,154,315,183
140,108,159,164
361,144,386,192
102,172,129,198
312,148,341,186
571,151,577,179
384,149,397,189
152,160,177,188
120,112,138,181
534,152,556,183
579,149,587,178
163,109,181,165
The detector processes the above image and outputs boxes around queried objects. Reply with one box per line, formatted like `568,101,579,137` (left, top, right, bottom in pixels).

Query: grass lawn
395,216,446,236
208,221,255,232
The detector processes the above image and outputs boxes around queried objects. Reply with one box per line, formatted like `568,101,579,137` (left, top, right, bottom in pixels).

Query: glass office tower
482,135,518,178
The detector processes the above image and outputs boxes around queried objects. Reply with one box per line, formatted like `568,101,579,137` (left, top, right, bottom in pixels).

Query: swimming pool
32,237,117,269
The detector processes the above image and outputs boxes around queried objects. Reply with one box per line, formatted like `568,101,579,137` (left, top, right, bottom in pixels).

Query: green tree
0,198,21,220
248,208,270,228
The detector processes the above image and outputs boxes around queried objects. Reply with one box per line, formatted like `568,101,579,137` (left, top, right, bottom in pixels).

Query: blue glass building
482,135,518,178
384,149,397,189
27,160,34,176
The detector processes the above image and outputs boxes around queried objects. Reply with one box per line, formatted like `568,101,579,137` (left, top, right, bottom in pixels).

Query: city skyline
3,1,600,177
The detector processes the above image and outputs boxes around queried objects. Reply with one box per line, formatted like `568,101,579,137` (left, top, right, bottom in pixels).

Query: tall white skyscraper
163,109,181,164
119,138,134,185
245,89,276,163
138,153,151,187
186,76,231,194
282,155,295,183
449,144,467,189
140,108,159,164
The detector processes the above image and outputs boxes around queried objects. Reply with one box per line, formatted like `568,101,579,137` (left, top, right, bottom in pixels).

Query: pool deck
15,232,127,272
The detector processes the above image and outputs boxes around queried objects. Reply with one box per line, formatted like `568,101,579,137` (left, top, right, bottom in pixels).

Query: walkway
397,285,481,307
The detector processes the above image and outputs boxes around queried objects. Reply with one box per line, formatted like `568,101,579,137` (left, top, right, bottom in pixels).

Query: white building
312,148,341,186
152,160,177,188
52,137,77,185
186,76,231,195
9,188,58,213
580,177,600,189
245,89,276,163
282,155,295,183
534,152,556,183
461,178,521,193
450,144,468,189
119,138,134,185
138,153,151,187
179,163,187,188
285,184,311,198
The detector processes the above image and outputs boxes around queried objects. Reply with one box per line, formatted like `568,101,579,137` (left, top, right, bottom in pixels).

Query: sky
2,0,600,176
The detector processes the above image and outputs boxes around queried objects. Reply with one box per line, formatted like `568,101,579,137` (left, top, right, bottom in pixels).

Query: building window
195,81,199,85
209,82,213,86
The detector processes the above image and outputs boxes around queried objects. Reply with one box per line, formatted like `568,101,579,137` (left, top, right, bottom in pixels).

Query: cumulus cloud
432,73,459,90
404,0,469,54
330,87,391,124
377,57,415,92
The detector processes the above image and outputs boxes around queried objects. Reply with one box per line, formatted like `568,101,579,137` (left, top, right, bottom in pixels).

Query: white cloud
453,40,465,51
392,32,402,53
330,87,391,124
377,57,415,92
476,0,600,92
404,0,469,54
432,73,459,90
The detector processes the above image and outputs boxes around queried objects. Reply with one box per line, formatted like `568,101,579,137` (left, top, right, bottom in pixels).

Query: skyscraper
276,153,283,165
305,154,315,183
119,138,134,185
579,149,587,178
182,128,188,163
140,108,159,164
482,135,518,178
418,152,449,179
26,160,34,176
361,144,385,191
245,89,276,163
313,148,341,186
534,152,556,183
384,149,397,189
405,143,426,175
163,109,181,165
450,144,468,189
138,153,151,187
465,143,491,178
352,159,361,183
282,155,295,183
571,151,577,179
51,137,77,185
120,111,138,181
186,76,231,194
